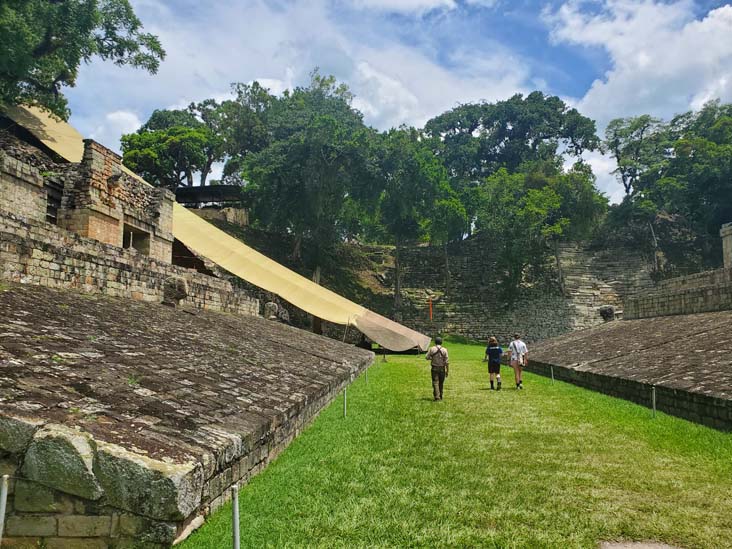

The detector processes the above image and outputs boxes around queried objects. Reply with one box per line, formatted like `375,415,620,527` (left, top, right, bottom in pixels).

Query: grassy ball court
181,342,732,548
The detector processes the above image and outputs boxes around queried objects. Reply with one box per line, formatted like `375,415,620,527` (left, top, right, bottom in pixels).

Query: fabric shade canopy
4,106,431,351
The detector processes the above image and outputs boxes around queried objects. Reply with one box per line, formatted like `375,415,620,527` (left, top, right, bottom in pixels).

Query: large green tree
0,0,164,118
476,161,606,297
375,127,449,315
605,101,732,269
244,72,379,283
424,92,600,232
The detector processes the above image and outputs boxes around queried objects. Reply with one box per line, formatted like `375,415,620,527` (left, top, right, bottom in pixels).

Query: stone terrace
529,311,732,430
0,283,373,547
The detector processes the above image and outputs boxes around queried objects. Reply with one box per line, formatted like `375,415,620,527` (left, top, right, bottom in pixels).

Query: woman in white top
508,334,528,390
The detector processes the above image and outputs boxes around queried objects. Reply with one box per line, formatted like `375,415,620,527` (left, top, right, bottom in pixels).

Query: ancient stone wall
722,222,732,269
59,140,175,263
0,150,46,223
529,309,732,431
0,209,259,315
0,283,372,547
394,237,653,343
624,267,732,319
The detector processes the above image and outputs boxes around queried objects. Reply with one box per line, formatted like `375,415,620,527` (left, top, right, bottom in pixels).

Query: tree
244,71,378,283
427,193,467,291
605,115,667,195
121,125,209,189
0,0,164,118
424,91,600,231
375,127,449,315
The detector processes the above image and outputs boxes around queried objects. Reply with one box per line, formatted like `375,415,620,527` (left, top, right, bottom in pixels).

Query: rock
161,276,188,307
264,301,279,320
599,305,615,322
21,424,103,500
14,479,74,513
0,414,44,454
94,441,203,521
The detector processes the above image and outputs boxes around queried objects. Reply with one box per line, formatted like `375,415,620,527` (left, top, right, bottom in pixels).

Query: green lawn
181,343,732,548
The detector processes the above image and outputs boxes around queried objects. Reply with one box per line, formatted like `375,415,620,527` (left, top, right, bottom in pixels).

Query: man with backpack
426,337,449,401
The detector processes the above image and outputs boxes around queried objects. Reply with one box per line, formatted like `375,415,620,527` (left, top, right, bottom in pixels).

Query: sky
66,0,732,203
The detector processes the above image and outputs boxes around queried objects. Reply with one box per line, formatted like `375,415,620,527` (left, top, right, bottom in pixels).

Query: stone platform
530,310,732,430
0,283,373,547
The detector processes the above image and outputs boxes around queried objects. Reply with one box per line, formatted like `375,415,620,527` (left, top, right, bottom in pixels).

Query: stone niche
58,140,175,263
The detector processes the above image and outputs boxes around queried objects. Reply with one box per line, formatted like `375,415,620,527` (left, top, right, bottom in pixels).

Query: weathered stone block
94,442,203,521
0,415,43,454
45,539,108,549
13,479,74,513
21,424,103,500
5,515,57,536
57,515,112,537
0,537,45,548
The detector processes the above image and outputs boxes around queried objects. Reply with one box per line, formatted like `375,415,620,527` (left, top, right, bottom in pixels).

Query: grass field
181,342,732,548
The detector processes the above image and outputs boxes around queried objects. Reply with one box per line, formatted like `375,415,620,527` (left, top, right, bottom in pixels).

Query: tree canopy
0,0,164,118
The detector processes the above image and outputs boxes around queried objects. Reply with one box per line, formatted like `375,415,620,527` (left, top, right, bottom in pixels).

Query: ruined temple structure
0,108,374,547
530,224,732,431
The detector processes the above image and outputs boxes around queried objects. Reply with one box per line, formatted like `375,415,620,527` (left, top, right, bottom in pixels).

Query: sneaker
518,384,524,390
497,383,501,391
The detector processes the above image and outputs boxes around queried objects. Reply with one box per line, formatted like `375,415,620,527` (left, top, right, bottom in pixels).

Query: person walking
426,336,449,401
509,333,528,389
484,336,503,390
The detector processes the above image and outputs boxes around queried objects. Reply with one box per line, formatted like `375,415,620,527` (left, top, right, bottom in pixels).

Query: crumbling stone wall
394,237,653,343
0,283,373,547
624,267,732,319
0,150,46,223
59,140,174,262
0,209,259,315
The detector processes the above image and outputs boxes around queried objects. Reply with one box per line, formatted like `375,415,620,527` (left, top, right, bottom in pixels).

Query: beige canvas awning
4,105,431,351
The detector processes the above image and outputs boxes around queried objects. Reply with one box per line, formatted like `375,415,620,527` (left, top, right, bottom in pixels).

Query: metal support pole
365,368,368,384
0,474,9,546
550,366,555,385
652,385,657,418
231,484,240,549
343,387,348,418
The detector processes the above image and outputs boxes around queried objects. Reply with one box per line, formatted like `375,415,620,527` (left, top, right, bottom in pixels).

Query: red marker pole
428,298,433,321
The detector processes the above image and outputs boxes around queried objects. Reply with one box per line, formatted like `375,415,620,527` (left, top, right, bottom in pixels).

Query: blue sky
66,0,732,202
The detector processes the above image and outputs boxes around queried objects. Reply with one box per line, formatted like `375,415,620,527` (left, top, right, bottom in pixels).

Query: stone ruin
0,116,374,546
530,224,732,431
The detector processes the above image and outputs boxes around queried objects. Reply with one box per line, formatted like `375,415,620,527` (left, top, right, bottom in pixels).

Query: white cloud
544,1,732,202
87,111,143,154
345,0,456,13
546,1,732,128
68,0,530,141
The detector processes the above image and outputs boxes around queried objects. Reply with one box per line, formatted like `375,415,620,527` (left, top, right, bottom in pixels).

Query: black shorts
488,362,501,374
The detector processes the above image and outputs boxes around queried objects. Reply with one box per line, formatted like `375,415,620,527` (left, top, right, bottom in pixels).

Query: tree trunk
291,233,303,262
199,158,213,186
648,221,660,273
311,264,323,334
394,241,402,319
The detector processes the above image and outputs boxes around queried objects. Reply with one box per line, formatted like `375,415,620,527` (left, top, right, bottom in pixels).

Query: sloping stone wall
0,209,258,315
0,283,373,547
528,309,732,431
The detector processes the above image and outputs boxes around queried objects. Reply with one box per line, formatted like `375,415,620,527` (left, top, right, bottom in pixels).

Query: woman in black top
485,336,503,390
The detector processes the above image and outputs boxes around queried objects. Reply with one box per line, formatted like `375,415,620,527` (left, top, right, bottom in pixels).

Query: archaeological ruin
1,102,731,548
0,108,375,547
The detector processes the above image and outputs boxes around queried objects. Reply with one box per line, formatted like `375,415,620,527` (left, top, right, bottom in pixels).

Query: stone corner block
0,414,45,454
94,441,203,522
21,423,103,500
